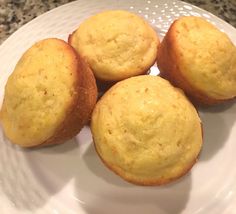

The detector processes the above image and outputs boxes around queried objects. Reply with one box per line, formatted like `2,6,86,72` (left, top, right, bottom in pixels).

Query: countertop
0,0,236,44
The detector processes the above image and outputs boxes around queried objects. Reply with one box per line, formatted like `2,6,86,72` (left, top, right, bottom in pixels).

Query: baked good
91,75,202,185
69,10,159,81
156,16,236,105
0,38,97,147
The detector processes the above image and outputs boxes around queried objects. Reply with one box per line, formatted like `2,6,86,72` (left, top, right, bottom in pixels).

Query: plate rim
0,0,236,213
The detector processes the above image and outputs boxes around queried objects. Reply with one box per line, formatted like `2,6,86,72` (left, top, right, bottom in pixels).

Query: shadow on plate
199,99,235,113
74,143,192,214
2,100,234,212
0,131,54,211
81,143,131,187
0,129,81,212
0,121,194,214
198,101,236,161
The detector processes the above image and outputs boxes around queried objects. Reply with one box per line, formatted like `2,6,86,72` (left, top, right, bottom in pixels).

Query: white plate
0,0,236,213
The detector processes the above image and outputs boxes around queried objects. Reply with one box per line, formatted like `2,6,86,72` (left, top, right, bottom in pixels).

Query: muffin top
91,75,202,185
0,38,81,147
169,16,236,100
69,10,159,81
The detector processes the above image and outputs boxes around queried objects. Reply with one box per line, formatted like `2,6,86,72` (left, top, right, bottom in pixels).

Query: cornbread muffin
69,10,159,81
0,38,97,147
91,75,202,185
157,16,236,105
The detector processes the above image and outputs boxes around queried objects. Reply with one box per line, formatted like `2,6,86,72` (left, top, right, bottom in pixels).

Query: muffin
69,10,159,82
91,75,202,185
0,38,97,147
157,16,236,105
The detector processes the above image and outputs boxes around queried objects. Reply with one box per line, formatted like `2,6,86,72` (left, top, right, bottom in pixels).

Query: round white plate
0,0,236,213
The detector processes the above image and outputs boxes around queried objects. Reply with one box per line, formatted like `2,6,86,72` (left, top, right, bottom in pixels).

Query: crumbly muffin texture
0,38,97,147
157,16,236,104
91,75,202,185
69,10,159,81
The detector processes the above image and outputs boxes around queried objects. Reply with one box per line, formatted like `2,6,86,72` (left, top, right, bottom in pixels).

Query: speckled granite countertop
0,0,236,44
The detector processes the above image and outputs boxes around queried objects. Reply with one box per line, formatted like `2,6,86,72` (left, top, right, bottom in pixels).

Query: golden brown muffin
69,10,159,82
157,16,236,105
0,38,97,147
91,75,202,185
